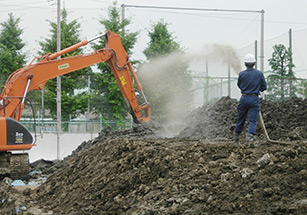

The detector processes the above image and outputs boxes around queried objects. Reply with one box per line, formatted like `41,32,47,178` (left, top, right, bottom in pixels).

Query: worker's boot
246,133,255,143
234,132,240,144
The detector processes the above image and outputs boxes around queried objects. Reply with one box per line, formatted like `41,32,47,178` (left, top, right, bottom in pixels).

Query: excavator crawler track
0,152,10,177
10,153,30,180
0,152,30,180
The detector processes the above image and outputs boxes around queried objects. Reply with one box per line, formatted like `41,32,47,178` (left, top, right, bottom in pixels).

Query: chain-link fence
191,28,307,108
192,76,306,107
20,118,134,133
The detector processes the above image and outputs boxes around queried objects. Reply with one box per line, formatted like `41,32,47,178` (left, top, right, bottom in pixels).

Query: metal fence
192,76,307,107
20,118,134,133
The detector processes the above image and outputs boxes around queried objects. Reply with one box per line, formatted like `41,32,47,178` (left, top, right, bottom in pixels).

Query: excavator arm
0,31,150,151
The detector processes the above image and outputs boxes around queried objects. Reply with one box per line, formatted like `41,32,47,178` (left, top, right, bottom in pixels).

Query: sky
0,0,307,78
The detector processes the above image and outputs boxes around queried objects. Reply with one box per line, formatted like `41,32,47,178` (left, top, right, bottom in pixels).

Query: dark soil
179,96,307,141
1,97,306,215
31,139,307,215
261,97,307,140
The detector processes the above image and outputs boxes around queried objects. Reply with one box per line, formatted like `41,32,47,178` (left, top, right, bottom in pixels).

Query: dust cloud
137,51,191,137
137,44,241,137
189,44,242,74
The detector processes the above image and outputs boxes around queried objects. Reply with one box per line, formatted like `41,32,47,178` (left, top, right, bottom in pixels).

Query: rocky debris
0,181,15,214
0,179,32,215
29,139,306,215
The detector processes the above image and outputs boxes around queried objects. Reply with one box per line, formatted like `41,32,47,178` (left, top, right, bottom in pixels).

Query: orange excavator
0,31,150,179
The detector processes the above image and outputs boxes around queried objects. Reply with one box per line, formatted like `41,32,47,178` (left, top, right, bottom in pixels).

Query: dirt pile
261,97,307,140
30,139,307,214
179,96,238,140
1,97,307,215
71,123,160,155
28,124,161,176
179,96,307,141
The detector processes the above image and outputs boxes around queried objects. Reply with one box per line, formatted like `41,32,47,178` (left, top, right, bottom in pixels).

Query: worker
234,53,267,144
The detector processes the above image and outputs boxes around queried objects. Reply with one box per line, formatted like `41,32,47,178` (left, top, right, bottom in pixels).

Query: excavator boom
0,31,150,125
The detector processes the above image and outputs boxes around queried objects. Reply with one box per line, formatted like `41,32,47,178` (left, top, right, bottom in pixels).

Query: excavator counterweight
0,117,33,151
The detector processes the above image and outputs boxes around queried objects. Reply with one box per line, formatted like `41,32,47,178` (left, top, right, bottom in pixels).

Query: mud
0,97,306,215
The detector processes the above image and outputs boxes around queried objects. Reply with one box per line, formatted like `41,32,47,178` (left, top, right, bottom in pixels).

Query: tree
91,1,138,127
143,21,180,59
37,9,91,123
0,13,26,92
138,20,193,135
267,44,296,100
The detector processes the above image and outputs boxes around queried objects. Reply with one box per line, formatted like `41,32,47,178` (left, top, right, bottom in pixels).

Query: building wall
29,132,98,162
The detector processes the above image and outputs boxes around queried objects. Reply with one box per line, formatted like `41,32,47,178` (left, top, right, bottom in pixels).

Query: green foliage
0,13,26,92
91,1,138,127
139,20,193,123
297,80,307,99
266,44,296,100
37,9,91,122
143,21,180,59
293,78,307,100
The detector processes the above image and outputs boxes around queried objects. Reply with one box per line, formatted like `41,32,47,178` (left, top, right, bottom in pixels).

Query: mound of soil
261,97,307,140
179,96,238,140
31,139,306,214
1,97,306,215
179,97,307,141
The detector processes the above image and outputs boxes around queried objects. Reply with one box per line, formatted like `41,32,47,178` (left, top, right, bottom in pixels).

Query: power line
122,4,265,74
123,4,263,13
0,0,53,7
125,5,307,26
0,1,54,12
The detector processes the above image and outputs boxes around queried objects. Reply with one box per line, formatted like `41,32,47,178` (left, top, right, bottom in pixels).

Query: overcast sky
0,0,307,77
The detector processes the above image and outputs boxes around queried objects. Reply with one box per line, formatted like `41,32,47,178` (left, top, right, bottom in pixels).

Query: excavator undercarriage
0,152,30,180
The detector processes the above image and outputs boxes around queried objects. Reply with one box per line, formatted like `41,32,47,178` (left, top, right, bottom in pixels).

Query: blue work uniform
234,68,267,135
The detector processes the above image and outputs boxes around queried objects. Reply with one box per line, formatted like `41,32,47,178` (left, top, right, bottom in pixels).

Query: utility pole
289,28,294,97
260,10,265,73
289,28,293,71
121,4,125,34
255,40,258,70
204,59,209,104
56,0,61,160
228,63,231,97
87,75,91,132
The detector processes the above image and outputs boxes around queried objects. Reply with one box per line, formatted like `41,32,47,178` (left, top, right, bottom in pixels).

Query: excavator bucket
0,117,33,151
